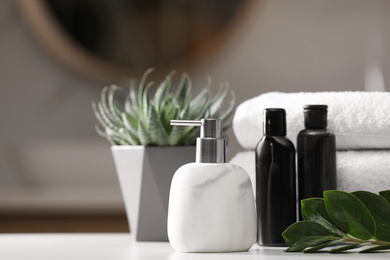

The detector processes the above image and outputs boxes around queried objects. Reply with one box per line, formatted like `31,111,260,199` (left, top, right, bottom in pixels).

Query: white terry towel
233,91,390,150
230,150,390,197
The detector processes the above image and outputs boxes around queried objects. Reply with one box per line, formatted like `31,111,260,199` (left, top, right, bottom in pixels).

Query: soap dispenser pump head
170,118,226,163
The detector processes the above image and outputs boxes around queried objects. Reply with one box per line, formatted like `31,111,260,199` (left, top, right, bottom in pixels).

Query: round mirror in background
16,0,253,82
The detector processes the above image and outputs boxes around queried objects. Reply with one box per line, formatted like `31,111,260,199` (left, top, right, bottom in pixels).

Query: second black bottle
297,105,337,220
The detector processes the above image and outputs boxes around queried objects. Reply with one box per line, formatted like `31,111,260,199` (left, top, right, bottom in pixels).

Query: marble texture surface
168,163,256,253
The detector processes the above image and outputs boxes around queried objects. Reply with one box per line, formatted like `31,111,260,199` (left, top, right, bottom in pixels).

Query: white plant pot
111,145,196,241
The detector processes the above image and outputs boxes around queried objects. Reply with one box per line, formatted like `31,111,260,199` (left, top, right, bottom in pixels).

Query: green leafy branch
282,190,390,253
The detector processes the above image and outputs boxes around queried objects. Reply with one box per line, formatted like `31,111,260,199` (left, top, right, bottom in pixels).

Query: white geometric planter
111,145,195,241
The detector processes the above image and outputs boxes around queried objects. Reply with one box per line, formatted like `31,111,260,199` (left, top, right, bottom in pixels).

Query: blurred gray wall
1,0,388,213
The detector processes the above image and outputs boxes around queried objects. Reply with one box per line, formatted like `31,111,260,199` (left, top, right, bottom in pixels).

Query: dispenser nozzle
171,119,223,138
170,118,226,163
170,120,202,126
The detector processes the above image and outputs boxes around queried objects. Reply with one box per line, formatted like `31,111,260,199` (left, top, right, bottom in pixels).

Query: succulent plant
92,68,236,146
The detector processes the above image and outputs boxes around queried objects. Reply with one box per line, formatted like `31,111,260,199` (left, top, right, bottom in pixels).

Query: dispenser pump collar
170,118,226,163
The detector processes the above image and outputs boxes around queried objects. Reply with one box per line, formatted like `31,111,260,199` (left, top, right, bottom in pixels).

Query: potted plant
92,68,235,241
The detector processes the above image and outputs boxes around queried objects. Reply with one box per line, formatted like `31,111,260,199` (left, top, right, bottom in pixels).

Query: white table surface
0,233,389,260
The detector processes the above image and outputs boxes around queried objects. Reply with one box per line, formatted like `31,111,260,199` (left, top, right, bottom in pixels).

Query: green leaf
121,113,139,145
179,101,190,120
189,88,211,118
360,244,390,253
121,113,138,137
103,127,132,145
159,103,175,132
124,93,137,118
147,105,168,146
153,81,168,113
100,86,113,121
154,73,174,112
95,125,117,145
138,68,154,113
301,198,346,237
330,242,368,253
117,128,137,145
303,239,344,253
167,125,186,146
352,191,390,242
283,221,331,252
137,119,151,145
379,190,390,204
182,127,200,145
324,190,375,240
129,80,139,113
142,81,153,119
96,103,119,131
93,68,236,146
219,91,236,123
209,83,229,117
107,85,124,122
92,103,112,130
175,73,191,107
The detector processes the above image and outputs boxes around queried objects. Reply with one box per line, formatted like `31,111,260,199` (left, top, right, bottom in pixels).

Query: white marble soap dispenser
167,119,256,253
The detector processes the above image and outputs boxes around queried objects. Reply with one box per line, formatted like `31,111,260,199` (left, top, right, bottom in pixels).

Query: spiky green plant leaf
96,103,119,131
209,83,230,117
175,73,191,107
93,69,235,146
129,81,138,113
107,85,123,122
168,125,186,146
121,113,139,144
137,119,151,145
219,91,236,122
147,105,168,146
138,68,154,113
189,88,211,119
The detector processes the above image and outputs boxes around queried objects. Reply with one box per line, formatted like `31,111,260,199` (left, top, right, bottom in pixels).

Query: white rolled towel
233,91,390,150
230,150,390,197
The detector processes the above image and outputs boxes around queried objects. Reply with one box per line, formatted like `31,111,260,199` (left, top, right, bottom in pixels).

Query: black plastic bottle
255,108,296,246
297,105,337,219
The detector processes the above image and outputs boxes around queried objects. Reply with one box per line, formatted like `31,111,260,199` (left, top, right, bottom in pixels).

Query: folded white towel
230,150,390,196
233,91,390,150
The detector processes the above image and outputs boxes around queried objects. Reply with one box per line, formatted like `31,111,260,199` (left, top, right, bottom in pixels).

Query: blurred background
0,0,389,232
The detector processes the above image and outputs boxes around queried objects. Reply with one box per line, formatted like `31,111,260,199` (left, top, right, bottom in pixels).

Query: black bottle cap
303,105,328,129
263,108,286,136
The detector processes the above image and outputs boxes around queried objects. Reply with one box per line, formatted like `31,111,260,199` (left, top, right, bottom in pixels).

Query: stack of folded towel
230,91,390,195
